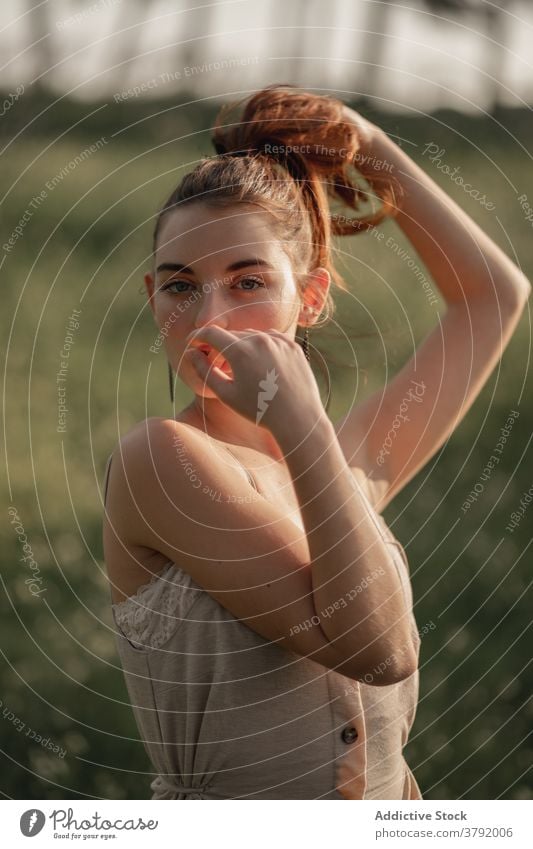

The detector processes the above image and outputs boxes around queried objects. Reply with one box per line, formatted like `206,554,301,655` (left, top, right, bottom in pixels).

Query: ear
144,271,156,317
298,267,331,326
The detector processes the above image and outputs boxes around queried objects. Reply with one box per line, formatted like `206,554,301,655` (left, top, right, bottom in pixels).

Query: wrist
272,408,335,453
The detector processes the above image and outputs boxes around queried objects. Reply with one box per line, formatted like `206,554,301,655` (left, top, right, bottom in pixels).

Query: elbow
377,647,419,685
515,274,532,299
346,638,419,687
502,275,532,311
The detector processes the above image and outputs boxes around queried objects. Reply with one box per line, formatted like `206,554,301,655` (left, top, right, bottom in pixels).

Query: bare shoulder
103,419,199,596
108,416,211,519
119,415,201,449
103,416,251,603
113,416,205,474
107,415,289,550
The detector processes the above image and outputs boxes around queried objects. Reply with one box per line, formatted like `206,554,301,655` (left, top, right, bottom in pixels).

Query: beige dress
103,453,422,800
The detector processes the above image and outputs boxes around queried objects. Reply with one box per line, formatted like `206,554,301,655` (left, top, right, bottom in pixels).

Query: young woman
102,85,530,800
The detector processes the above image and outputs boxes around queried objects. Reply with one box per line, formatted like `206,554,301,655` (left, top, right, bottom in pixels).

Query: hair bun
212,139,261,158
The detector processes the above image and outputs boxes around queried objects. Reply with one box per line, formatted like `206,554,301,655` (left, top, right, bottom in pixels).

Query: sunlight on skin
143,201,330,456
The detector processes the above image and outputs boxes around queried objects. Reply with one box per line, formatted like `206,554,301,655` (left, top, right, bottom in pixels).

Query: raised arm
333,109,531,511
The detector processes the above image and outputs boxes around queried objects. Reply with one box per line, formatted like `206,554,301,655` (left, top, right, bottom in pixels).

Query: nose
193,285,230,330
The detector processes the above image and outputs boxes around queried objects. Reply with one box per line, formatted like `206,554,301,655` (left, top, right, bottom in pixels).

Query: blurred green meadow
1,95,532,799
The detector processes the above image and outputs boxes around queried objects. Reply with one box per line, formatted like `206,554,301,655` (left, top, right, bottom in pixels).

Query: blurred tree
423,0,507,114
358,0,391,99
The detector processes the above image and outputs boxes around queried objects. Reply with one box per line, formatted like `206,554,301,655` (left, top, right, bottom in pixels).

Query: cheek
154,298,182,324
242,291,294,323
278,281,303,315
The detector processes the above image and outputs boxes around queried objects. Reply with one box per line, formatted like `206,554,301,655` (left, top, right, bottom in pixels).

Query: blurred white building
1,0,532,112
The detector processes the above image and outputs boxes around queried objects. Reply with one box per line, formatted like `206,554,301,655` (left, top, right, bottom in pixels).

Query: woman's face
145,201,327,398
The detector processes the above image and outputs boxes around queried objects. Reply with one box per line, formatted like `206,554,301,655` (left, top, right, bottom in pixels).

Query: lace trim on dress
111,561,203,650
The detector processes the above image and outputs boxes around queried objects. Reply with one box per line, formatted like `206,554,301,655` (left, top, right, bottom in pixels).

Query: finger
265,328,296,342
186,326,247,369
185,326,239,351
186,348,233,396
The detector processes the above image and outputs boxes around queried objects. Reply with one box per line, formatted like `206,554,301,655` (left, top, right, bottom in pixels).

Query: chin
179,366,219,399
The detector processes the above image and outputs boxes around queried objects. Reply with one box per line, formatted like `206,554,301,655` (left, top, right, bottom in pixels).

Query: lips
193,343,232,375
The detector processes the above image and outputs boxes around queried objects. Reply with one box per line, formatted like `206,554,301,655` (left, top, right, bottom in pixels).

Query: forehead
156,202,289,269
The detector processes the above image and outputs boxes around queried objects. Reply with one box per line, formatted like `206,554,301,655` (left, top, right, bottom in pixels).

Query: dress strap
221,445,259,492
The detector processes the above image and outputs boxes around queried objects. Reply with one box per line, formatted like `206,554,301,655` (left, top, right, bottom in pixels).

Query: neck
182,395,286,460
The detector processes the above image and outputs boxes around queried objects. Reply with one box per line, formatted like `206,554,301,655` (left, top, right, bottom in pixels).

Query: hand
183,326,325,435
342,105,386,159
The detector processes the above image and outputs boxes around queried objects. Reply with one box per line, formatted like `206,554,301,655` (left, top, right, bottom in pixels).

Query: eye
160,275,265,295
235,276,265,291
161,279,194,294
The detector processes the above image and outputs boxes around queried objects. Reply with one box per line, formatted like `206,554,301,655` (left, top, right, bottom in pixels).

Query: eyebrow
156,258,275,275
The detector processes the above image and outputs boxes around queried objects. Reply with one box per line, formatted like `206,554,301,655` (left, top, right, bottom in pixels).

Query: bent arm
273,413,418,683
112,418,416,684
